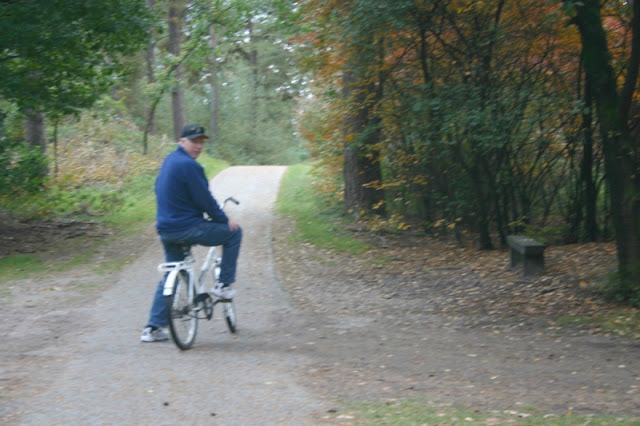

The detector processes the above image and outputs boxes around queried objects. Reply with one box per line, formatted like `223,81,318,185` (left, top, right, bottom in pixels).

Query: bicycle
158,197,239,350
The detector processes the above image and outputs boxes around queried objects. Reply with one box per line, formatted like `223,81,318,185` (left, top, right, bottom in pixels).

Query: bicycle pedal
194,293,212,304
194,293,214,319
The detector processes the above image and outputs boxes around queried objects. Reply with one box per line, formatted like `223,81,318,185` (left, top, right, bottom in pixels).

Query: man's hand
228,219,240,232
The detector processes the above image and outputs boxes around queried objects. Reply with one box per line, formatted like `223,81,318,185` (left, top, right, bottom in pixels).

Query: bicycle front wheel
222,299,237,334
167,270,198,349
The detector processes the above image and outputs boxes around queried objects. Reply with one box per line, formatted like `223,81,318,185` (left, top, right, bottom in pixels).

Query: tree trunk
25,109,48,179
145,0,157,140
247,19,258,139
25,109,45,151
208,24,219,144
572,0,640,291
581,77,598,241
342,71,385,216
459,149,493,249
169,0,185,140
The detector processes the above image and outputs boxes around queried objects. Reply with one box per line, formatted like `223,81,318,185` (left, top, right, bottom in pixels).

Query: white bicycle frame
158,246,221,297
157,196,237,300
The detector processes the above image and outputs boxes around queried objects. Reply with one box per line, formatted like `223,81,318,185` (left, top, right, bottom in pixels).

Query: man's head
178,124,209,159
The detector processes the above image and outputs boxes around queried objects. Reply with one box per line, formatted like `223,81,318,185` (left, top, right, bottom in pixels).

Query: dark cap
180,124,209,140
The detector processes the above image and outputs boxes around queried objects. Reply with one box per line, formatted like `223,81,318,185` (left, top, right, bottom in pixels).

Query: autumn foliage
296,0,640,301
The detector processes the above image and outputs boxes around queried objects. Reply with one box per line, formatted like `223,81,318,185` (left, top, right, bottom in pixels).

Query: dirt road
2,165,639,425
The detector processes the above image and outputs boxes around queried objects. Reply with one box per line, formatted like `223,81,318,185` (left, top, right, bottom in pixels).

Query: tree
298,0,389,215
168,0,186,140
137,0,305,163
196,0,305,164
342,70,386,216
563,0,640,297
297,0,639,301
208,24,220,143
0,0,151,119
145,0,158,136
299,0,574,240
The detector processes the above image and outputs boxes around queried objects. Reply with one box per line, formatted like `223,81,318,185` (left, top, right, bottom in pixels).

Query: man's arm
185,163,229,223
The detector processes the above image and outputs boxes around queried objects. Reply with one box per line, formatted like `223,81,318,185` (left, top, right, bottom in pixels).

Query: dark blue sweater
155,146,228,233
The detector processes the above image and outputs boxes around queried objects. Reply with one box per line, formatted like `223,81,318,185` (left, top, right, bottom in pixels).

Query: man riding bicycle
141,124,242,343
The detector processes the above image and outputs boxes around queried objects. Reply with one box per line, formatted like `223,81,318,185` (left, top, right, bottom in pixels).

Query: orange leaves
49,112,163,190
449,0,488,15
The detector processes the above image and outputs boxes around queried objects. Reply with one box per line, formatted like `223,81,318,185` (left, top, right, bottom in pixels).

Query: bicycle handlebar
223,196,240,207
221,197,240,210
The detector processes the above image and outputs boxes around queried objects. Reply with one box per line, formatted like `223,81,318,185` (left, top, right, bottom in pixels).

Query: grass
339,400,639,425
103,174,157,234
0,254,48,281
276,163,368,255
557,308,640,339
197,152,229,179
0,247,98,280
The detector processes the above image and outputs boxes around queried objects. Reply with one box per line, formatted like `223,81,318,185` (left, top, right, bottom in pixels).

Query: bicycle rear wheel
222,299,237,334
167,270,198,349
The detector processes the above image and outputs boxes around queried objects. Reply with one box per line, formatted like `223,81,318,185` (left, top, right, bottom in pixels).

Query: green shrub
0,140,49,195
605,267,640,307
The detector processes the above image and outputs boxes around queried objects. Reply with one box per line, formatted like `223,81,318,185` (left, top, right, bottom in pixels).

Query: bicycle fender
163,268,180,296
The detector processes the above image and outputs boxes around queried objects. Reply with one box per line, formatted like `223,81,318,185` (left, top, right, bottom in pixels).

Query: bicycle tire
222,299,237,334
167,270,198,349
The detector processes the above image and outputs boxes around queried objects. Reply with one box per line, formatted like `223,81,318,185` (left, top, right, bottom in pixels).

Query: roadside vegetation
0,107,228,281
276,163,368,255
341,399,639,425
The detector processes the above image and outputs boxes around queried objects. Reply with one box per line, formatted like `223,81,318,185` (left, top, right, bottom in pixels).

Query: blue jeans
146,221,242,328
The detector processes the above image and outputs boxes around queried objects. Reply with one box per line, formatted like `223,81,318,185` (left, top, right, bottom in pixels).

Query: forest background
1,0,639,306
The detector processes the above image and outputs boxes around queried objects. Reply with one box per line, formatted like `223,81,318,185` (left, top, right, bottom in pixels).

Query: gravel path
5,166,331,425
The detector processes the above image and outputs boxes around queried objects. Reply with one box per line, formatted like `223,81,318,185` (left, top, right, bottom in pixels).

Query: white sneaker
210,284,235,299
210,283,223,297
140,326,168,342
221,287,236,299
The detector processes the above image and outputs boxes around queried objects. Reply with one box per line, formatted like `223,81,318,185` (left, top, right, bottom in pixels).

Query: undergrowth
0,109,169,221
276,163,368,255
0,107,232,282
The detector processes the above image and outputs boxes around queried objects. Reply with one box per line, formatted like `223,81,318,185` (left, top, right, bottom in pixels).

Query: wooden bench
506,235,546,276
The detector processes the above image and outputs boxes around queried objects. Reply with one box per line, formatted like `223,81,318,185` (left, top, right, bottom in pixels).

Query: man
140,124,242,343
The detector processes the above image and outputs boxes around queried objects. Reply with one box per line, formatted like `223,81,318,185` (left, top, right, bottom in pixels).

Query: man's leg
141,276,171,342
219,226,242,285
144,239,186,330
146,279,168,329
187,221,242,285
